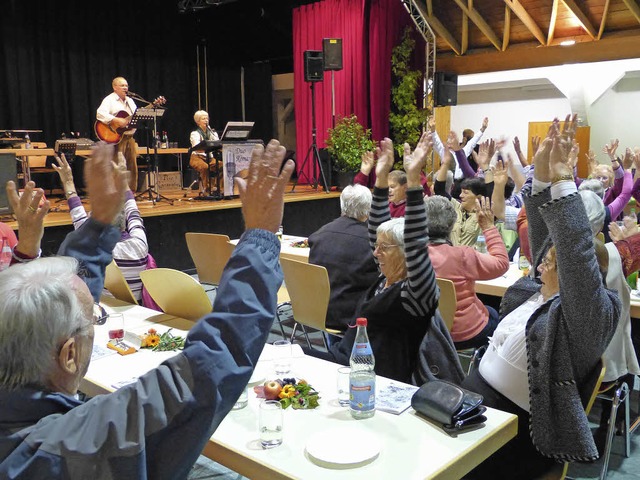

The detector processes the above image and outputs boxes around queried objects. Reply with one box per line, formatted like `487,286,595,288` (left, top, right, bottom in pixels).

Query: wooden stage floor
3,183,340,231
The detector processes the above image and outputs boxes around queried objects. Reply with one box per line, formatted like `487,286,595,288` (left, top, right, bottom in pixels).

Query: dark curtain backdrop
0,0,274,153
293,0,424,184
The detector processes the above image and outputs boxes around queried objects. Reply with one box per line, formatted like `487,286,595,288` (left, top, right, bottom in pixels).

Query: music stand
291,82,329,193
188,140,222,201
135,108,174,205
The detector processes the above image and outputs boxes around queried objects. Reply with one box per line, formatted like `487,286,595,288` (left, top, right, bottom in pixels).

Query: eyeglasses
92,303,108,326
374,242,400,253
539,256,556,271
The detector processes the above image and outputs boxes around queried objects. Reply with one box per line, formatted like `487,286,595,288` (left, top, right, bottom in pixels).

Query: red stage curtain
293,0,425,185
293,0,368,185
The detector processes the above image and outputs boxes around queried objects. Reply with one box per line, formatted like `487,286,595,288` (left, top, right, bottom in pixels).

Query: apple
263,380,283,400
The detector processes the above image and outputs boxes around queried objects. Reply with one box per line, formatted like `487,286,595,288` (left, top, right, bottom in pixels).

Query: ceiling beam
502,4,511,51
503,0,546,45
461,1,469,55
597,0,611,40
621,0,640,25
425,0,462,55
562,0,597,39
437,31,640,74
452,0,502,51
548,0,559,45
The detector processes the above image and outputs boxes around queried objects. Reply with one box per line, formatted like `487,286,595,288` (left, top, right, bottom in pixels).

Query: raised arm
6,180,49,262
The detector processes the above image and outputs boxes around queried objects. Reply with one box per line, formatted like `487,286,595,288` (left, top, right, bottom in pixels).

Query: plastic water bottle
475,234,487,253
161,131,168,148
24,134,31,149
276,225,283,241
349,317,375,419
518,254,530,276
0,239,12,271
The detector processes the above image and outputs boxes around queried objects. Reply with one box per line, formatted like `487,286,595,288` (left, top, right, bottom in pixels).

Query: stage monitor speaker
434,72,458,107
304,50,324,82
322,38,343,71
0,153,17,215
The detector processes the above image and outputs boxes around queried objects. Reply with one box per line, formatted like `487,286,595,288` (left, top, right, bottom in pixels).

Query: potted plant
326,114,375,189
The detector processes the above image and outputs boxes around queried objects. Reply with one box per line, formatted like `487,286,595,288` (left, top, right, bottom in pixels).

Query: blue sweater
0,226,282,479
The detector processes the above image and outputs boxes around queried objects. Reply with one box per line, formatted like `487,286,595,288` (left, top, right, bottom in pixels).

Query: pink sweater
428,226,509,342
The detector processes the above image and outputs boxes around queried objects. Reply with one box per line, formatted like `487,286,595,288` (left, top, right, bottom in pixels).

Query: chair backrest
22,142,48,168
139,268,212,321
279,257,330,332
185,232,234,285
436,278,457,331
586,358,606,415
104,260,138,304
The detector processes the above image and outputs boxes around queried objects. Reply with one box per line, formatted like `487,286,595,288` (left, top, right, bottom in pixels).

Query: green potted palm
326,114,375,189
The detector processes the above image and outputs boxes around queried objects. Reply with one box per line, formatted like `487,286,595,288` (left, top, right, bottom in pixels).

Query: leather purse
411,379,487,434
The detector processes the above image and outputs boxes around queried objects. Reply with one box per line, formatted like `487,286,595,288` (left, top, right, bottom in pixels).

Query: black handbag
411,379,487,434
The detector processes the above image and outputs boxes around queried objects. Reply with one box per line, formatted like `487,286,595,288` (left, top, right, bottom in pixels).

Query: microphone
126,91,141,99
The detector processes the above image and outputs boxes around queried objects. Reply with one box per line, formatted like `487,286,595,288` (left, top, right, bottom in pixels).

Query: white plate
305,428,381,468
248,369,266,386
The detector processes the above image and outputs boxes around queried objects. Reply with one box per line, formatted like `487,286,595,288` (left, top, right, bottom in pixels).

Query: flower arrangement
254,377,320,410
141,328,185,351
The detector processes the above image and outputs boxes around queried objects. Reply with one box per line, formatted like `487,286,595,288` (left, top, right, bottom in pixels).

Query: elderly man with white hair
308,184,379,337
0,140,294,479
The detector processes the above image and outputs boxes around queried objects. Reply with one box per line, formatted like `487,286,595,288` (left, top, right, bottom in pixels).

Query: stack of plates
305,427,381,469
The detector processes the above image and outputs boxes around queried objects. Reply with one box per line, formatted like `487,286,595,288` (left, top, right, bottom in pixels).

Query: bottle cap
356,317,367,327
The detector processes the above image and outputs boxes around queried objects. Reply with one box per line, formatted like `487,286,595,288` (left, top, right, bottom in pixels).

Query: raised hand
374,137,394,188
427,116,436,133
513,136,521,154
360,150,374,175
403,132,432,186
549,134,572,179
531,135,541,158
475,197,494,230
559,113,578,151
476,139,494,171
480,117,489,132
493,156,509,187
609,217,639,241
585,149,598,176
568,140,579,169
235,139,294,232
85,142,129,225
623,147,634,170
6,180,49,257
532,121,558,183
603,139,619,161
52,154,76,194
446,130,461,150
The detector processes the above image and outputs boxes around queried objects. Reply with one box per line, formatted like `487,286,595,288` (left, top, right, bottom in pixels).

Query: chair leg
274,310,287,340
600,389,622,480
622,383,630,458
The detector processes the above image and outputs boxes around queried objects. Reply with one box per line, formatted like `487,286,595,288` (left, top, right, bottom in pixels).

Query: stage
4,184,340,271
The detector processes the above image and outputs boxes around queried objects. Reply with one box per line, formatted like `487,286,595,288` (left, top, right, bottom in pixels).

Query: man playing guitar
96,77,139,191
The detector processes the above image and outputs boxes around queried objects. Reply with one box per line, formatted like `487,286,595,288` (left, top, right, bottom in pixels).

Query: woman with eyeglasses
306,134,440,384
462,118,620,479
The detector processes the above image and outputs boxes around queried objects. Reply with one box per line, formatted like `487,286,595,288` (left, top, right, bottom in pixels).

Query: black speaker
0,153,17,215
304,50,324,82
322,38,342,71
434,72,458,107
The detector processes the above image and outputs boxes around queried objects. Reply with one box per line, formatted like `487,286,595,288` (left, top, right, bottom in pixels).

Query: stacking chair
596,376,638,479
435,278,456,331
279,257,341,349
104,260,138,305
140,268,212,321
185,233,234,289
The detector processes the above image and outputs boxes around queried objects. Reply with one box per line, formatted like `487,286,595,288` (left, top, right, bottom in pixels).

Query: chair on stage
104,260,138,305
140,268,212,321
185,232,234,290
279,257,341,349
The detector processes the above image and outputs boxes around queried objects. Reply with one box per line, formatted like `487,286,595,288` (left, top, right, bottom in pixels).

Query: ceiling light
560,40,576,47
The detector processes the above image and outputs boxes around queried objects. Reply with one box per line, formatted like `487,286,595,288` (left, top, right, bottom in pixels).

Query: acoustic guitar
94,96,166,144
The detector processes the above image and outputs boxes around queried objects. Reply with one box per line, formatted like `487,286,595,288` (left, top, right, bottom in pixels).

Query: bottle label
352,342,372,356
350,376,375,412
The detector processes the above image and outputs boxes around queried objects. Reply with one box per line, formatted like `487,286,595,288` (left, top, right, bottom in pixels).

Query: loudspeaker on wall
0,153,17,214
434,72,458,107
322,38,342,71
304,50,324,82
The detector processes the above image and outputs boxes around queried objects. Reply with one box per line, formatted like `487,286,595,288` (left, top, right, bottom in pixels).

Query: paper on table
376,377,419,415
91,343,117,362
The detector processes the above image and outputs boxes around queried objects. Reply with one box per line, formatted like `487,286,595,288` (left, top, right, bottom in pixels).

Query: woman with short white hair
189,110,220,195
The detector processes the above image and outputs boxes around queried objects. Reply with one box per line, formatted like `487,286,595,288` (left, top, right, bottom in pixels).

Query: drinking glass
259,400,283,449
107,313,125,341
272,339,292,376
337,366,351,407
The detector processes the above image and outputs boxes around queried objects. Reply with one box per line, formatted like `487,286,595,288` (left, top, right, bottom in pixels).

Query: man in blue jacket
0,139,294,479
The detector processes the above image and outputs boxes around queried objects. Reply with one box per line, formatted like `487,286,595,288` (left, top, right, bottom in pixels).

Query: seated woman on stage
462,117,620,479
424,194,509,349
309,134,439,384
189,110,220,195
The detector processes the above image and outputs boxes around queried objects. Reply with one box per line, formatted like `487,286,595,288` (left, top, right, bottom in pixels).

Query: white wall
450,59,640,159
451,91,570,158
